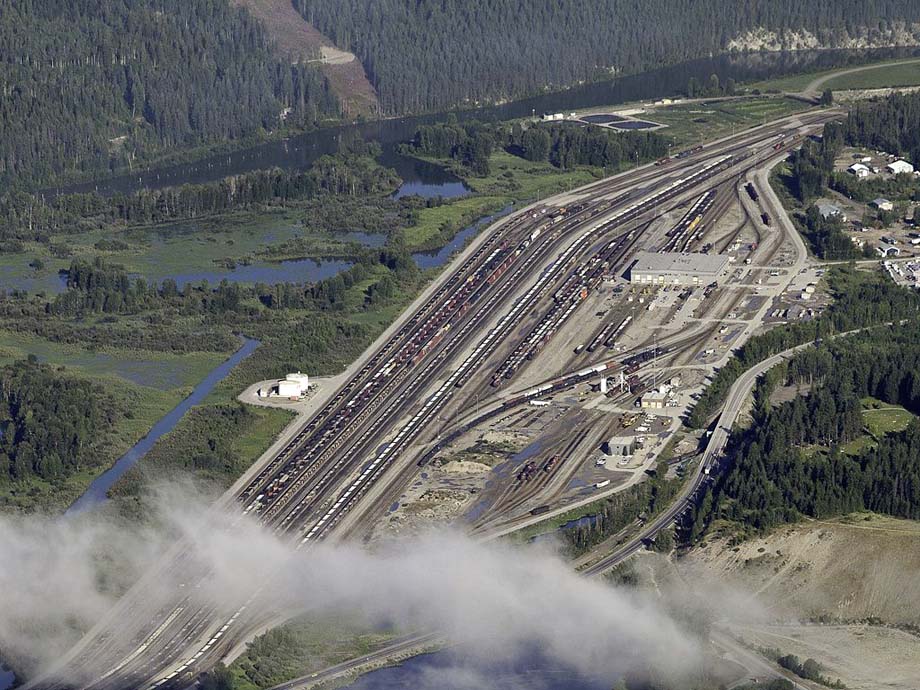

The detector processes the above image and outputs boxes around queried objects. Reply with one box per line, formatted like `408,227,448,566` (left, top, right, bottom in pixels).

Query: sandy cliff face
683,514,920,625
727,23,920,53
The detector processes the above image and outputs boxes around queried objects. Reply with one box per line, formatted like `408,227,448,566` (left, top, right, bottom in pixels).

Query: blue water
0,258,355,296
413,205,515,269
65,337,261,515
344,649,610,690
0,665,13,690
145,258,354,291
0,269,69,296
394,179,470,200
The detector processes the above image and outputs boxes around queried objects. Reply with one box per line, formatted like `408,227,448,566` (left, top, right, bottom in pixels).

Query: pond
413,205,515,269
143,257,354,291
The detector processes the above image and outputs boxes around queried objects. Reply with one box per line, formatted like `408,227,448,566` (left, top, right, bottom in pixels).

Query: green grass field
0,328,237,513
651,97,812,148
404,194,509,247
862,398,917,437
229,614,399,690
752,58,920,93
467,151,600,199
0,377,183,513
822,60,920,91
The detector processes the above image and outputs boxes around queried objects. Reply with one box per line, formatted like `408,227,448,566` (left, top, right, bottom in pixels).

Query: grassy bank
229,615,399,690
751,57,920,93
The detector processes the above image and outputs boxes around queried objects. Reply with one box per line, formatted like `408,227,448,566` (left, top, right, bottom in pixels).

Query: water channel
65,337,261,515
42,47,920,200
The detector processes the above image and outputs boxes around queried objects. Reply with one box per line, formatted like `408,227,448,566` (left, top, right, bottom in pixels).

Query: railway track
26,111,841,690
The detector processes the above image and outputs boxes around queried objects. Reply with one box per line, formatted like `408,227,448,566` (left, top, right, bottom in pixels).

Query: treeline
48,242,418,319
800,206,864,260
294,0,920,114
408,120,668,176
843,91,920,167
0,143,400,243
687,267,920,428
787,124,844,202
690,324,920,534
0,359,125,483
686,74,739,99
0,0,338,187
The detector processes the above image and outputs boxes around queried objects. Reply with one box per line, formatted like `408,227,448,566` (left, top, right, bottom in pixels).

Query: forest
0,359,126,483
688,323,920,536
0,0,338,187
0,141,399,244
294,0,920,113
407,120,669,176
779,92,920,258
842,91,920,167
687,267,920,428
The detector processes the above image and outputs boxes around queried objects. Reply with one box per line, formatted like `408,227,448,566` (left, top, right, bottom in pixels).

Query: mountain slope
229,0,378,117
0,0,338,187
294,0,920,114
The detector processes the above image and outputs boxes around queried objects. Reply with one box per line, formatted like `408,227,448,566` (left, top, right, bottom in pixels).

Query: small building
640,387,670,409
887,159,915,175
871,198,894,212
606,436,636,457
629,251,729,287
847,163,870,178
877,243,901,257
816,201,846,222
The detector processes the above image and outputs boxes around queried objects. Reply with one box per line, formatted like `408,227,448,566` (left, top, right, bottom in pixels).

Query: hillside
686,515,920,625
294,0,920,114
229,0,378,117
0,0,338,187
680,515,920,690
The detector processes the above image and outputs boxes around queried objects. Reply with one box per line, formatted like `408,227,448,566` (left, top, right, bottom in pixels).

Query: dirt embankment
231,0,378,117
677,515,920,690
685,514,920,624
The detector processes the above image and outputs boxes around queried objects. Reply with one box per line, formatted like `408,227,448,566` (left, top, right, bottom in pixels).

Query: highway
24,110,839,690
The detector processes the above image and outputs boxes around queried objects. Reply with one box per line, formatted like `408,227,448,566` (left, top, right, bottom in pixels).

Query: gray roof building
629,252,729,286
815,201,846,221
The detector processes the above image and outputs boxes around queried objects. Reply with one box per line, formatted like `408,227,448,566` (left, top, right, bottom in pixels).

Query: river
41,47,920,200
343,648,611,690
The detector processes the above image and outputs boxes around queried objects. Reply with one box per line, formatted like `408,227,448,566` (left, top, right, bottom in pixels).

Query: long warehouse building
629,251,729,286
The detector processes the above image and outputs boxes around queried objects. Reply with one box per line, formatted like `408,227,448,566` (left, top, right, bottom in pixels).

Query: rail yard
25,109,840,690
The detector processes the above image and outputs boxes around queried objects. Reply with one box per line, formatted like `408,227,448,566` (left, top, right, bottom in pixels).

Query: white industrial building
887,159,915,175
871,198,894,212
259,371,310,399
877,243,901,258
629,252,729,286
848,163,871,178
640,387,671,409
